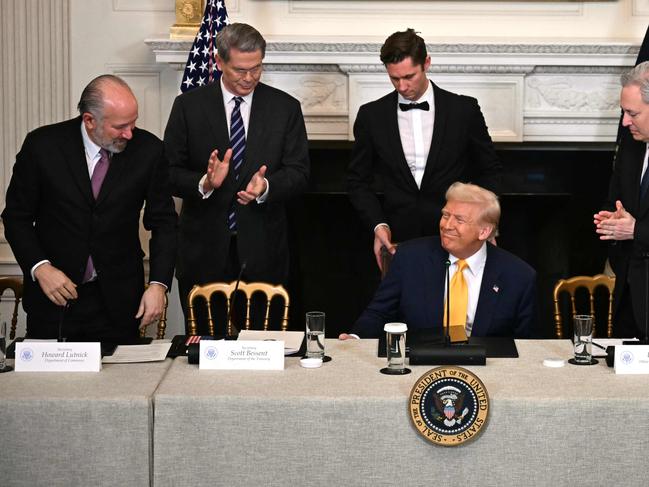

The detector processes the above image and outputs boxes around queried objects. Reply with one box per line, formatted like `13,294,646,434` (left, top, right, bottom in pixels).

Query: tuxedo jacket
351,237,537,338
605,130,649,326
163,82,309,287
2,117,177,328
347,82,502,242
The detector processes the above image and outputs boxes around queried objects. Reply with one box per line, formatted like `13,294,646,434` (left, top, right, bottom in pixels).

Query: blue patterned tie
227,96,245,231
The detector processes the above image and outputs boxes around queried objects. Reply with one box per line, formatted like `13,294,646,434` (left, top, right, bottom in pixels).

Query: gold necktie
444,259,469,342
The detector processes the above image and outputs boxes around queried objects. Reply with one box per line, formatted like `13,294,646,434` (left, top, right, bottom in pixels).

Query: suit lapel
204,83,230,148
632,141,649,216
426,246,448,328
421,82,446,189
238,85,266,188
62,119,94,205
383,92,419,192
473,244,500,336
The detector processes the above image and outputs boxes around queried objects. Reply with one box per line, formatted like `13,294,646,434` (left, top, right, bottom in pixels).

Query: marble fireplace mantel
146,37,640,142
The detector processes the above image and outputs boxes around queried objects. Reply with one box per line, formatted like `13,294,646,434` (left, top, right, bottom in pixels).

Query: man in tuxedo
2,75,177,342
595,61,649,340
340,183,536,339
164,23,309,329
347,28,502,271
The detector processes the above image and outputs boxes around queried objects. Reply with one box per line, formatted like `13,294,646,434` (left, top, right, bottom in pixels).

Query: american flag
180,0,230,93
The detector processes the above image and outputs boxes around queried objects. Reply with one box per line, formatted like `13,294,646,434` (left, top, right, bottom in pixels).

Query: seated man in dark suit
340,182,537,339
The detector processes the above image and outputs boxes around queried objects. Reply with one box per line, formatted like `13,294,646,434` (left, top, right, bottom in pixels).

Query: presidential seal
409,366,489,446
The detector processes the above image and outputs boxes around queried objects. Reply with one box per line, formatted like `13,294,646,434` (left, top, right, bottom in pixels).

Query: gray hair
621,61,649,104
216,23,266,62
77,74,132,120
445,182,501,229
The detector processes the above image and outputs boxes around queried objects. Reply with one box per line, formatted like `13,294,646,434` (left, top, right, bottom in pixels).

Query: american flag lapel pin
492,285,499,293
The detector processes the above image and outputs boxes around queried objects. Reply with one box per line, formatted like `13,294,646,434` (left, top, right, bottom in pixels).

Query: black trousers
617,259,649,340
26,281,139,343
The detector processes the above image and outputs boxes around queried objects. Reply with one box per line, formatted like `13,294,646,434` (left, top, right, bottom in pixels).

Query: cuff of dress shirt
256,178,270,204
198,174,214,199
148,281,168,291
374,223,390,234
31,260,50,281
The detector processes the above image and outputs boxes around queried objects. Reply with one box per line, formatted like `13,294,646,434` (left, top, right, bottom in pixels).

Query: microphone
58,300,74,342
408,258,486,366
226,260,247,338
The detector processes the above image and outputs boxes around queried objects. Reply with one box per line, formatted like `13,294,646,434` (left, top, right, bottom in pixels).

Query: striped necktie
227,96,245,231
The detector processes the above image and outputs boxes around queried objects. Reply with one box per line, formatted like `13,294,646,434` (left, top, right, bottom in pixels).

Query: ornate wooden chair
0,276,23,340
139,288,169,339
380,244,398,279
552,274,615,339
187,281,290,336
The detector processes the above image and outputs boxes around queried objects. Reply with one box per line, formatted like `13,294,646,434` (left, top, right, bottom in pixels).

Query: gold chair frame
0,276,23,340
187,281,290,336
552,274,615,339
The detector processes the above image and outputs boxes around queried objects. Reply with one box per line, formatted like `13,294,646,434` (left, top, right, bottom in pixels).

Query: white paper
102,342,172,364
237,330,304,355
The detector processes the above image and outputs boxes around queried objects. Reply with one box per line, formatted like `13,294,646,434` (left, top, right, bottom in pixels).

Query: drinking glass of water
305,311,325,360
570,314,597,366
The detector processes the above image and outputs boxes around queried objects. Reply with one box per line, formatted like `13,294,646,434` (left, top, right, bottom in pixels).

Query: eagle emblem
432,385,469,427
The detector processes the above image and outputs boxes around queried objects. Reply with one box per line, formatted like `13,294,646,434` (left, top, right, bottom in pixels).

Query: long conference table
3,340,649,486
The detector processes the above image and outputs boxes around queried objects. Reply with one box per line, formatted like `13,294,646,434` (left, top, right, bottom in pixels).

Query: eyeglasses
230,65,263,78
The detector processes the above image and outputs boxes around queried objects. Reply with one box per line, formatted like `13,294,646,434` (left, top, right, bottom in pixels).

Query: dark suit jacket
2,117,177,329
605,130,649,328
351,237,537,338
347,82,502,242
163,82,309,287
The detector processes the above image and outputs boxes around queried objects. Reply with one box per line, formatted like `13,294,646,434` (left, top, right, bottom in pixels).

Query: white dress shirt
397,81,435,189
641,143,649,183
445,242,488,336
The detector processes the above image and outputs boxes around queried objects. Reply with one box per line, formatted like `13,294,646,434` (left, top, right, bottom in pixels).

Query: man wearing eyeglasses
164,23,309,331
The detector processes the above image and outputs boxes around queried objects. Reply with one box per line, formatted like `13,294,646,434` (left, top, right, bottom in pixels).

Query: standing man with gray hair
595,60,649,339
2,74,177,342
164,23,309,330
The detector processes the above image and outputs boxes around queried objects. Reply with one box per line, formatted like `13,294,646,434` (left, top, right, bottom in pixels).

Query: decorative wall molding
1,0,71,247
633,0,649,16
106,63,165,137
113,0,174,11
146,37,637,143
287,1,583,17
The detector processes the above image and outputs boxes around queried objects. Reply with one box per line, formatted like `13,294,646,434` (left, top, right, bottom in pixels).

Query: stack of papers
237,330,304,355
102,342,172,363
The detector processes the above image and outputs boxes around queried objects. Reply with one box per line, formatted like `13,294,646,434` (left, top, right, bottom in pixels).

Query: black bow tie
399,101,430,112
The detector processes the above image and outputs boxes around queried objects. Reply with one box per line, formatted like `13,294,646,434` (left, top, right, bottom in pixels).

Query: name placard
15,342,102,372
615,345,649,374
199,340,284,370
